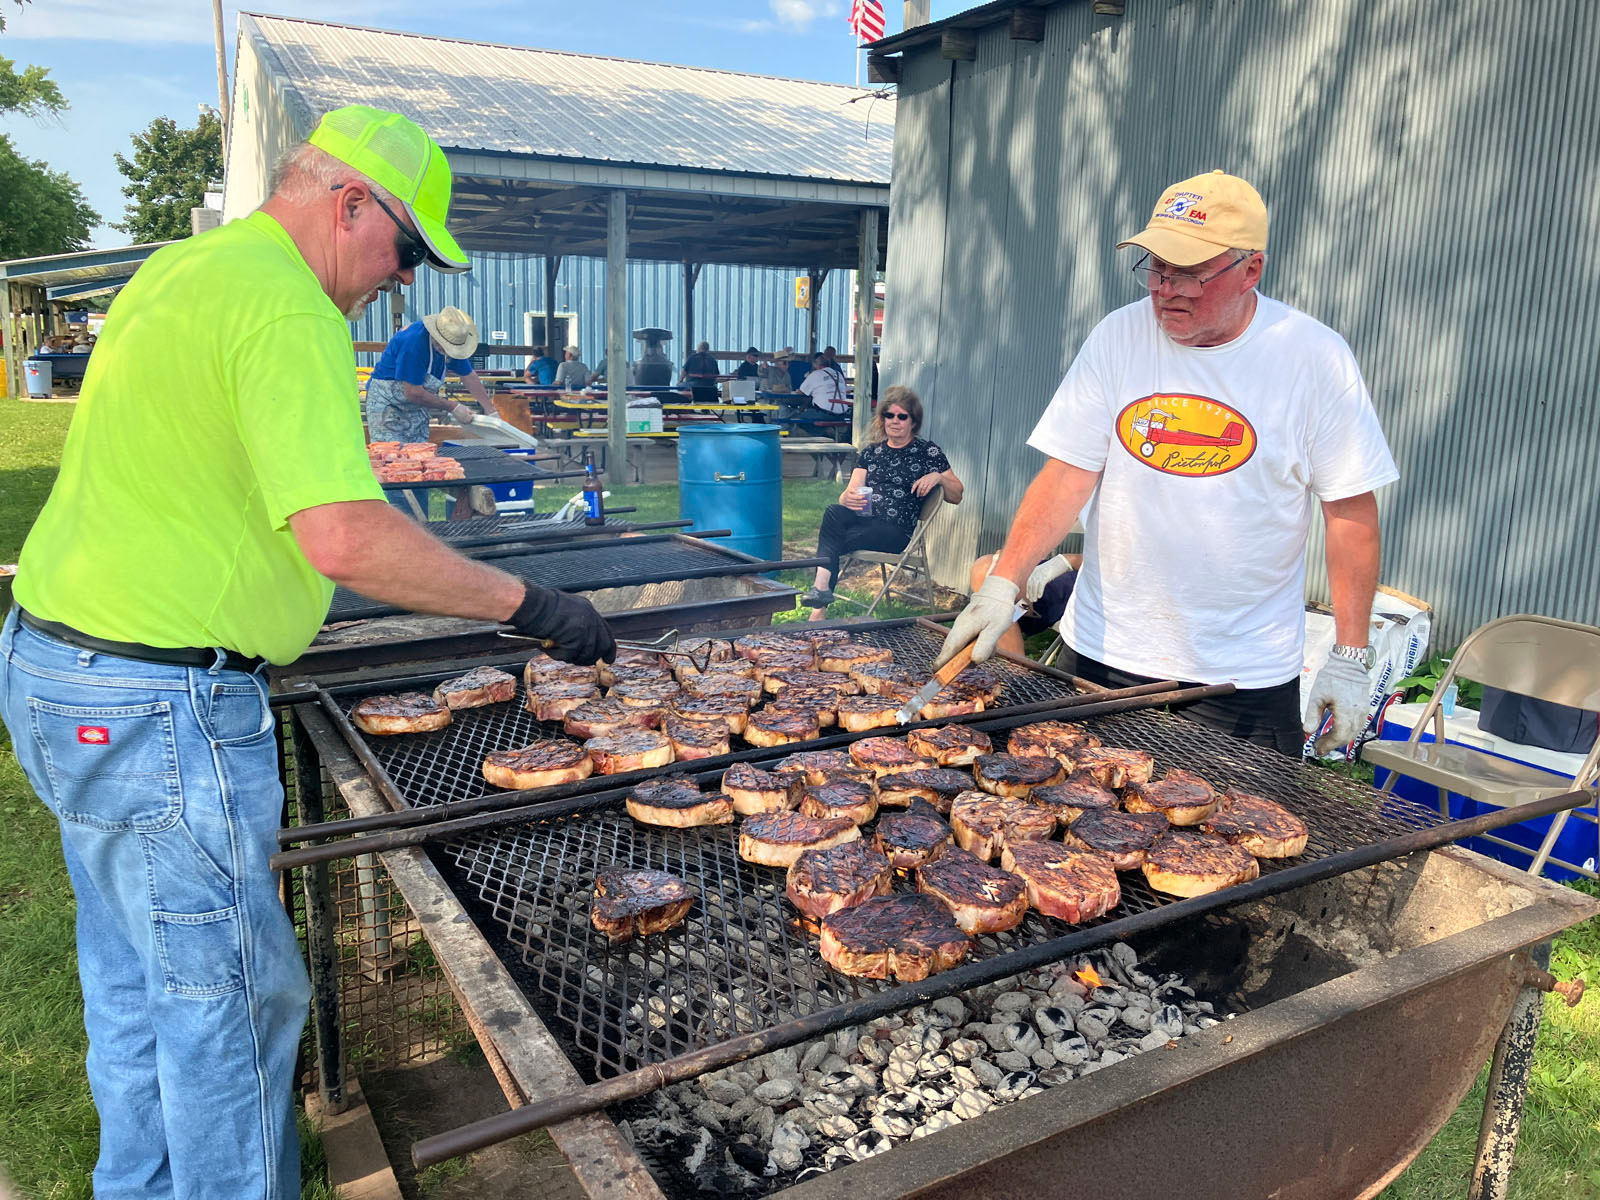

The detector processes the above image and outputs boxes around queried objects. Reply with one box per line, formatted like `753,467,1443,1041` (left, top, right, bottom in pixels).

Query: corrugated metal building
347,254,852,369
871,0,1599,647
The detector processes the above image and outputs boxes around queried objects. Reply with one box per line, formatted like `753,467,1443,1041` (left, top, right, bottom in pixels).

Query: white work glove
1024,554,1073,605
450,403,476,424
933,575,1019,668
1304,655,1372,754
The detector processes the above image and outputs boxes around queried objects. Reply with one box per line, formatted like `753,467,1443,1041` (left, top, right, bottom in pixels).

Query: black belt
18,609,267,675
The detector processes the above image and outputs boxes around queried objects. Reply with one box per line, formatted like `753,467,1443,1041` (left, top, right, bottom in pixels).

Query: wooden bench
782,439,857,481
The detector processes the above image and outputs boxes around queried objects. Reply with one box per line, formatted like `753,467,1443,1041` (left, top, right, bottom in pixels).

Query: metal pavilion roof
241,13,894,188
0,242,175,300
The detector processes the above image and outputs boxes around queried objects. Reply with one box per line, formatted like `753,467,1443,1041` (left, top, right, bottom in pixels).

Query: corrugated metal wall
882,0,1600,648
351,256,853,367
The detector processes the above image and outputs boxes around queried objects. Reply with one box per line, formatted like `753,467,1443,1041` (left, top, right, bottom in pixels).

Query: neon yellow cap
309,104,470,274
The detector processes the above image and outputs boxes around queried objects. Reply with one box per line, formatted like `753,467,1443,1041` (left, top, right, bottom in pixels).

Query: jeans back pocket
28,699,183,831
199,680,274,746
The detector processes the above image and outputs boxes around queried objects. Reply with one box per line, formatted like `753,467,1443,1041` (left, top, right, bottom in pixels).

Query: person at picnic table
821,345,846,383
735,345,763,380
524,343,559,386
935,169,1397,756
791,351,851,422
363,306,488,441
801,386,962,615
680,340,723,403
0,104,615,1200
760,349,794,393
554,344,590,392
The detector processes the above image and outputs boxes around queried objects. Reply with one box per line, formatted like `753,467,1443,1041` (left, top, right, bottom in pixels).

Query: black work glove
509,583,616,665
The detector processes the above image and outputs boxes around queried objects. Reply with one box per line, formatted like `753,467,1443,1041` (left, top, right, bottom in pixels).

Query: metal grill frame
375,443,588,490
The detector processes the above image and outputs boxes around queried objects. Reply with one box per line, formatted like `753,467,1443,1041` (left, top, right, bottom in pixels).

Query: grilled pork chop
432,666,517,710
1006,721,1099,769
848,663,928,698
562,697,662,739
953,666,1004,705
999,841,1121,923
835,694,904,732
972,753,1067,798
875,769,974,813
793,626,852,648
610,678,683,708
765,669,859,696
739,811,860,867
1031,777,1119,828
663,715,731,761
624,778,733,827
816,642,894,674
681,673,762,703
746,707,821,747
914,847,1028,935
720,762,800,815
873,808,952,868
669,693,751,736
1075,747,1156,790
481,740,594,789
1202,791,1309,858
786,841,893,918
1060,809,1168,871
674,636,736,667
949,790,1056,861
919,687,987,720
597,649,666,688
799,779,878,825
351,693,452,735
770,684,842,728
585,730,674,773
1142,832,1260,897
772,750,854,785
526,680,602,721
734,632,807,662
907,725,993,767
849,737,937,778
1124,768,1219,826
524,657,599,689
819,894,970,980
591,868,697,941
675,657,754,686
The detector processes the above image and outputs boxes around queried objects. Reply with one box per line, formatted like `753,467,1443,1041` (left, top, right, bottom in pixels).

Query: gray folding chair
840,490,945,617
1361,613,1600,878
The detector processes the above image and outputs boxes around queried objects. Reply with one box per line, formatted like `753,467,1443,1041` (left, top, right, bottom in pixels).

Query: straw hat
775,346,795,362
422,306,479,358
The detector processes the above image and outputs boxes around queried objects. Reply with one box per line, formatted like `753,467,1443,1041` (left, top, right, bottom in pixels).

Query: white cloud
770,0,845,33
8,0,451,43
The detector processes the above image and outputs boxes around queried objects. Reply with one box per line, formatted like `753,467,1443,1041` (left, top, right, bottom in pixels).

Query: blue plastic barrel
677,423,782,562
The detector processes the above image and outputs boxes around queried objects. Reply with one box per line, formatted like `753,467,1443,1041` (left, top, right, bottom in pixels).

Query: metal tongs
893,599,1036,725
497,627,712,673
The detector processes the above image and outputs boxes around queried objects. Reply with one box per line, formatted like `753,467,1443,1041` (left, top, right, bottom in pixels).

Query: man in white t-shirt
936,169,1398,755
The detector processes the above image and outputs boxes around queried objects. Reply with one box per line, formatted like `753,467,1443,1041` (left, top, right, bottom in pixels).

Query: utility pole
212,0,231,165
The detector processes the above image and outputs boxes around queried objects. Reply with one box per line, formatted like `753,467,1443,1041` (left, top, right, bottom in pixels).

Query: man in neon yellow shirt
0,105,612,1199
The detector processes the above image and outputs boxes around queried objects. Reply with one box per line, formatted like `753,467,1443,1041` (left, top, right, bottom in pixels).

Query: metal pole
543,253,560,355
291,712,347,1112
853,211,880,447
1469,942,1551,1200
212,0,230,165
605,191,629,476
355,852,394,979
806,268,825,356
682,261,697,357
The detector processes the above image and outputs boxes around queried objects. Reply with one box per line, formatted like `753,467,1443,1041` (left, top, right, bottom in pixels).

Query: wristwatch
1330,643,1376,670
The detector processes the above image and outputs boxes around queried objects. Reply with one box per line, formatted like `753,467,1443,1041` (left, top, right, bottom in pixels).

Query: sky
2,0,968,248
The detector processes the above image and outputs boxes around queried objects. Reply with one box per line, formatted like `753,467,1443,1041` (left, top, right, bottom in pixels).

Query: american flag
849,0,885,42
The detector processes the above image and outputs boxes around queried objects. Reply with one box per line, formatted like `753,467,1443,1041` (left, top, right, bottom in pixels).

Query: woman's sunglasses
883,410,913,421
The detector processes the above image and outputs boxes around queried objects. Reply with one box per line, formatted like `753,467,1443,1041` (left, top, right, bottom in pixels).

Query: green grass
2,401,1596,1196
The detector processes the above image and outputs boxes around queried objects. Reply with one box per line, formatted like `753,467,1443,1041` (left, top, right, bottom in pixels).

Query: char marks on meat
849,737,937,778
562,697,662,739
949,790,1056,861
624,779,734,827
1076,746,1156,790
739,811,861,867
734,633,806,662
999,840,1120,923
875,769,974,813
669,693,751,736
799,779,878,825
432,666,517,710
818,894,970,981
350,692,452,735
1031,777,1119,828
610,678,683,708
720,762,799,815
764,669,859,696
746,707,821,747
591,868,697,941
834,694,904,731
913,847,1028,935
918,686,986,720
1006,720,1099,768
849,663,929,699
769,684,843,726
481,740,594,790
585,729,674,774
773,750,855,785
816,642,894,674
1124,768,1220,826
526,680,602,721
873,809,951,869
1060,809,1168,871
907,725,993,767
1142,832,1260,897
972,753,1066,797
786,841,894,919
681,673,762,702
663,714,731,760
1202,791,1310,858
524,657,599,689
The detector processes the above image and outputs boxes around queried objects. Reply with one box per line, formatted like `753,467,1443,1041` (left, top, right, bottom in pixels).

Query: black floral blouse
857,438,951,534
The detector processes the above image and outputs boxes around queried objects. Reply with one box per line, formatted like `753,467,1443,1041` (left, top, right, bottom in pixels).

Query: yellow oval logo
1115,394,1257,477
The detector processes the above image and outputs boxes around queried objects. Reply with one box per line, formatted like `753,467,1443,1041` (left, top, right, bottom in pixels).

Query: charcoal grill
280,620,1598,1197
375,442,588,491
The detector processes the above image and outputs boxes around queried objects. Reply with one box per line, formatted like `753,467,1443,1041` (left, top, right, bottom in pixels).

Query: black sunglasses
883,410,913,420
332,183,429,271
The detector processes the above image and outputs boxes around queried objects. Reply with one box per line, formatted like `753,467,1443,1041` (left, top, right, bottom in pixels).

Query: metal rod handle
410,786,1596,1168
713,470,746,482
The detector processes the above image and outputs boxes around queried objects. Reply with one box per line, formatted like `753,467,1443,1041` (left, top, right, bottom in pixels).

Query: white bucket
24,358,53,397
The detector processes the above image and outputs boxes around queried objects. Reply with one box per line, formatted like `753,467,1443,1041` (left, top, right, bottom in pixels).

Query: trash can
677,423,782,562
24,358,52,397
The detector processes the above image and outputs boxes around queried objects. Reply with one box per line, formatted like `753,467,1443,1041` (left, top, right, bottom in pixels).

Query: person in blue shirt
524,344,559,386
365,307,487,442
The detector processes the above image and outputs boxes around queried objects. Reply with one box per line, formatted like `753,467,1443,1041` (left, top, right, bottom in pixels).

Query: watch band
1330,643,1376,670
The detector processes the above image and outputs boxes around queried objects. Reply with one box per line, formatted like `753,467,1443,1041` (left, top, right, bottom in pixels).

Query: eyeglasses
1132,252,1252,297
883,411,912,421
332,183,429,271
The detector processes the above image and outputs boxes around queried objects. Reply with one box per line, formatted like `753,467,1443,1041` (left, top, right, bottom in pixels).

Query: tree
0,0,31,35
113,110,223,243
0,132,98,258
0,54,64,118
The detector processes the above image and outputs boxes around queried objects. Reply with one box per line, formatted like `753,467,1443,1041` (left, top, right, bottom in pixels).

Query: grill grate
327,536,758,622
424,513,638,549
376,444,587,491
331,623,1083,807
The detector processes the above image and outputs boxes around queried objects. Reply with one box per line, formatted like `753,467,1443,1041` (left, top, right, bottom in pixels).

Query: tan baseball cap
1117,169,1268,267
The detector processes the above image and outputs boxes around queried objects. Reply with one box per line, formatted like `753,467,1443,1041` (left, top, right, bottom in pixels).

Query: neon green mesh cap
309,104,470,274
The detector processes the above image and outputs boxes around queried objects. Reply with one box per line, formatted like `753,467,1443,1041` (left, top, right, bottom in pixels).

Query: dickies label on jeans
78,725,110,744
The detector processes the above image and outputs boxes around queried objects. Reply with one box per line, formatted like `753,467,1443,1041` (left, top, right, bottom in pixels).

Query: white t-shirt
1027,294,1398,689
798,367,850,413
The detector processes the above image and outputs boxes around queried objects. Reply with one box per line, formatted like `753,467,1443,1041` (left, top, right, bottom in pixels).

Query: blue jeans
0,609,309,1199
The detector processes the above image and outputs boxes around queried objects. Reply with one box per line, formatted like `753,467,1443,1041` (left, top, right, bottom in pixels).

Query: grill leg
356,852,404,980
292,713,347,1114
1469,942,1550,1200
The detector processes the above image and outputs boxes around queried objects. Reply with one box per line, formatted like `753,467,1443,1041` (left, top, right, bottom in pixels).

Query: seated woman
800,386,963,616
